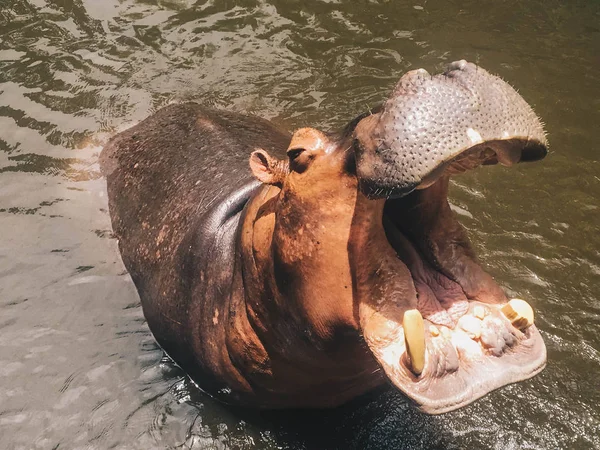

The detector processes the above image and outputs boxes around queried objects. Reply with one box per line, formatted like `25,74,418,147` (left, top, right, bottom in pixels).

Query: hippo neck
241,183,360,340
234,182,384,405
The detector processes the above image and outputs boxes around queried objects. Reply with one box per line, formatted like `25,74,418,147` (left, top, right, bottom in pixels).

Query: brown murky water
1,0,599,448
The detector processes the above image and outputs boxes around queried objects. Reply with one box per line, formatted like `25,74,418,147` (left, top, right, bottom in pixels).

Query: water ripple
1,0,599,449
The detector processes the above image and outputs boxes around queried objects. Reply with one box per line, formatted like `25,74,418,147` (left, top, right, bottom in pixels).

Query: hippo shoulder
100,104,291,387
100,102,291,256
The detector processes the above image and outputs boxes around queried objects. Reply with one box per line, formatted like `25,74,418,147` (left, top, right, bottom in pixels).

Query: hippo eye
287,147,313,174
287,148,305,160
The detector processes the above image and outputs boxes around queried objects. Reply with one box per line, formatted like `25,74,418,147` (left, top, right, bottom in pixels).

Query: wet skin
101,61,548,414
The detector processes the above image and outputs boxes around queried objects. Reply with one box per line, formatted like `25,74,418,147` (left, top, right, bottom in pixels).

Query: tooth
473,305,486,319
429,325,440,337
453,331,483,358
403,309,426,376
440,326,452,339
480,317,505,354
501,299,535,330
458,315,482,339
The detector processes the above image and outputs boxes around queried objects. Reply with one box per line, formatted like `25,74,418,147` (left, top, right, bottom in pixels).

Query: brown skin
100,104,389,408
239,128,389,406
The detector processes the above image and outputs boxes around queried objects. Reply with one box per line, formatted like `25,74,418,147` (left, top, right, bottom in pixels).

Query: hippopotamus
100,60,548,414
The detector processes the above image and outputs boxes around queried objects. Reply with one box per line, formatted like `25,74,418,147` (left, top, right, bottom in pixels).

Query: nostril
448,59,468,72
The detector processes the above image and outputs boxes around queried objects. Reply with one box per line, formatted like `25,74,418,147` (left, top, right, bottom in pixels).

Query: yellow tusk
501,299,535,330
403,309,426,376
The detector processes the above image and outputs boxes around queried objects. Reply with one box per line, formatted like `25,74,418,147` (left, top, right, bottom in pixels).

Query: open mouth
358,142,547,414
345,59,549,413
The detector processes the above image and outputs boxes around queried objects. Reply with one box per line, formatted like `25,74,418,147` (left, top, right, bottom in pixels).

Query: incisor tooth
458,315,482,339
473,305,486,319
501,299,534,330
403,309,426,376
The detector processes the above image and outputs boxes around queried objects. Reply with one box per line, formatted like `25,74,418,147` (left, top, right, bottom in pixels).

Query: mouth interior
364,141,547,414
383,142,516,321
382,213,474,329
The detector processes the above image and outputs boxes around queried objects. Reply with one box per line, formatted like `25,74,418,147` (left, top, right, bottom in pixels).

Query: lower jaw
363,214,547,413
361,300,547,414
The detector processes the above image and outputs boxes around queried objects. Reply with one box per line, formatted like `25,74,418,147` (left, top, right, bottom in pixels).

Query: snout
353,60,548,198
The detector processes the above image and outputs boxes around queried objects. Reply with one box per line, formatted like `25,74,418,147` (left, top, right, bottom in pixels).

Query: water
1,0,599,448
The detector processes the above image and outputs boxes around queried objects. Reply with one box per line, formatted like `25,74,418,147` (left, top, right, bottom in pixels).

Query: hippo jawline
358,156,547,415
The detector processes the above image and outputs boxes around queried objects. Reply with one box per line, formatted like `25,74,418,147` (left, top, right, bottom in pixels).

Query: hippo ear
249,149,288,187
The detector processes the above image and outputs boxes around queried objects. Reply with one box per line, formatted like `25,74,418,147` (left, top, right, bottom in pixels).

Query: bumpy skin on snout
355,60,548,198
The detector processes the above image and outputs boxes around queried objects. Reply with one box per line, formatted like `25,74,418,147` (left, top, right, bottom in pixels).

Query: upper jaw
353,60,548,199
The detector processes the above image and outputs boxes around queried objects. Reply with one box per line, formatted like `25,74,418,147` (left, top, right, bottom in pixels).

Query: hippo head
249,60,547,413
348,60,548,413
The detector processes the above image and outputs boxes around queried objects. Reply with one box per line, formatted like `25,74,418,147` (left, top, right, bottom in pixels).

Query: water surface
1,0,599,448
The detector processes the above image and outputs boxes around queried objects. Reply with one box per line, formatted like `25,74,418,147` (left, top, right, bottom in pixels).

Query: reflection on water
1,0,599,448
